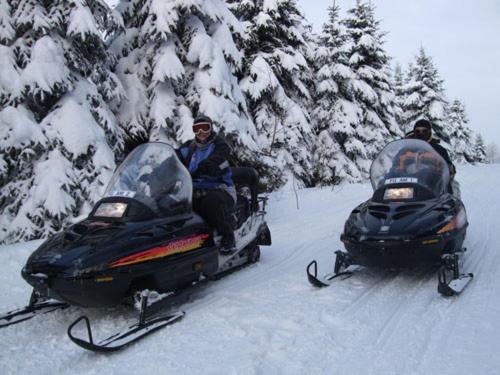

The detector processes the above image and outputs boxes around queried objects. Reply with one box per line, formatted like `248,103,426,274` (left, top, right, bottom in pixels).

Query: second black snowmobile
0,142,271,351
307,139,473,296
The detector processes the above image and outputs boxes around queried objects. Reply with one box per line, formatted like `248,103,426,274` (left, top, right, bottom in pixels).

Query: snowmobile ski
306,260,353,288
0,289,69,329
0,300,69,328
437,253,473,296
68,290,185,352
67,312,185,353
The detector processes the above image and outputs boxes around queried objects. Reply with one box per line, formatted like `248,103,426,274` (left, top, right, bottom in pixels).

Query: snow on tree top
240,55,280,101
274,49,307,73
42,91,108,157
0,45,19,96
145,0,182,38
0,106,45,150
14,1,50,31
263,0,279,12
23,149,77,218
332,63,355,79
67,0,101,39
358,34,376,49
429,100,445,119
255,11,272,27
152,42,185,84
211,23,243,67
21,36,71,94
0,1,15,43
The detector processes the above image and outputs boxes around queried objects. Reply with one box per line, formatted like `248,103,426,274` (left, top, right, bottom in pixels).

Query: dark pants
193,190,235,244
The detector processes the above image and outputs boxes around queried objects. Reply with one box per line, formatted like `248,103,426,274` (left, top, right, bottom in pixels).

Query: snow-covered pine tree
112,0,259,165
474,133,487,163
392,62,406,133
0,0,17,107
229,0,315,189
485,142,499,163
0,0,124,244
447,99,476,163
311,2,362,185
342,0,401,174
402,47,451,144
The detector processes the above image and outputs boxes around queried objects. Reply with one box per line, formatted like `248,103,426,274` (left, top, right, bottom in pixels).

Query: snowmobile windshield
104,142,192,215
370,139,450,198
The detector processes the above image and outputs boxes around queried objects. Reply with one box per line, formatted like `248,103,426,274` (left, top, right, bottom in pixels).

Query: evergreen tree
229,0,315,189
342,0,401,174
112,0,259,164
392,62,406,133
474,133,487,163
447,99,475,163
402,47,450,144
0,0,123,244
311,2,362,185
0,0,17,107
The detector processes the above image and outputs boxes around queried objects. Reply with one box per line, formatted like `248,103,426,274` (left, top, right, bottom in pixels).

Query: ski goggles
414,127,430,135
192,122,212,134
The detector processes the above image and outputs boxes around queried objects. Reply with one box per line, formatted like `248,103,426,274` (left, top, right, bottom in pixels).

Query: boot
219,233,236,255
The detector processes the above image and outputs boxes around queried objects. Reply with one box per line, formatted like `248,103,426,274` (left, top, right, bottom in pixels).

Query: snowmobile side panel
23,244,218,308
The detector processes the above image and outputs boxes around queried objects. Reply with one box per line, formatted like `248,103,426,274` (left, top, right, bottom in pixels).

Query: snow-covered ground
1,164,500,375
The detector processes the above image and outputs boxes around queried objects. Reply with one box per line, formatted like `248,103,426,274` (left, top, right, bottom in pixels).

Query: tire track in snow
398,167,500,374
372,269,436,350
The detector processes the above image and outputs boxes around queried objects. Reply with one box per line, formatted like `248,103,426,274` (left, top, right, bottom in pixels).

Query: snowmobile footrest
67,312,185,353
0,300,69,329
307,260,352,288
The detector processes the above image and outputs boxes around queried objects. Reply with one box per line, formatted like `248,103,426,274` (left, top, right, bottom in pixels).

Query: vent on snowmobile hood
391,204,426,220
368,204,390,220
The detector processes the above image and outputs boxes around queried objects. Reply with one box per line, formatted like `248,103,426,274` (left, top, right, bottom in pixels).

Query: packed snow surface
1,164,500,374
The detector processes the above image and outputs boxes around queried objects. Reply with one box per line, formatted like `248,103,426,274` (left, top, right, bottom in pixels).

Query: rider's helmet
413,119,432,142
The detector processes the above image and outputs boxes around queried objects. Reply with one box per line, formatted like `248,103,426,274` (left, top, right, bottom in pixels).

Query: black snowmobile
307,139,473,296
0,142,271,351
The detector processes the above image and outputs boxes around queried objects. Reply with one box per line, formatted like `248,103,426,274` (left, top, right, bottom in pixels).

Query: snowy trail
1,164,500,374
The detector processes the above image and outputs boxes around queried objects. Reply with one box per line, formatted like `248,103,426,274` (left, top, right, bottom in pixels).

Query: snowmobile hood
23,214,207,278
343,195,467,241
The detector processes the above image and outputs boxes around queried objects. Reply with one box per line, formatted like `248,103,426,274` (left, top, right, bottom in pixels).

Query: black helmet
413,119,432,141
413,119,432,131
193,115,213,126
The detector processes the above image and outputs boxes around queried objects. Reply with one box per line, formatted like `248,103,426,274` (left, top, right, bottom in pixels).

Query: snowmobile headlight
383,187,414,200
94,202,128,218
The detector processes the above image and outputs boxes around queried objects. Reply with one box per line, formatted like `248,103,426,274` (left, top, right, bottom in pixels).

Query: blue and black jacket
177,134,236,201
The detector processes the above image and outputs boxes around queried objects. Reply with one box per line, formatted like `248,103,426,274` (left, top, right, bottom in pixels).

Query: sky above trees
297,0,500,146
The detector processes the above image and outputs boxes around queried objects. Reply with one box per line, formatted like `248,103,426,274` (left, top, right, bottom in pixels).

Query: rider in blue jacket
177,115,236,254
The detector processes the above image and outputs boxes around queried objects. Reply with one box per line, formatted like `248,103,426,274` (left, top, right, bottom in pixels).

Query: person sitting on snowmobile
407,119,458,196
177,115,237,254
